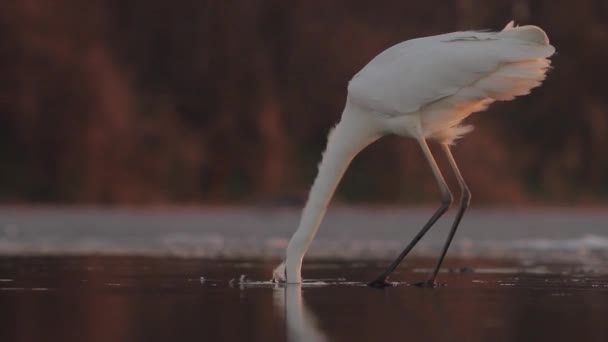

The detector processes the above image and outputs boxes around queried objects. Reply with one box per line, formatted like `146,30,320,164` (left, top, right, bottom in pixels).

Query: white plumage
274,22,555,285
348,21,554,144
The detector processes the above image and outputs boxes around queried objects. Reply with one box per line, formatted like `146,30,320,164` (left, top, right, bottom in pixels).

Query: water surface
1,208,607,341
1,257,607,342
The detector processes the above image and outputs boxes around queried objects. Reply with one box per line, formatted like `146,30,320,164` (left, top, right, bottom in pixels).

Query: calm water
1,208,607,341
1,257,607,342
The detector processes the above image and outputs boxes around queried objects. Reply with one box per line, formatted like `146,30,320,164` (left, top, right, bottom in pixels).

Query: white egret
273,21,555,288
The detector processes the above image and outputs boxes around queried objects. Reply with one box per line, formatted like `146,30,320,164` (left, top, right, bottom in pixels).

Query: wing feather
347,25,554,116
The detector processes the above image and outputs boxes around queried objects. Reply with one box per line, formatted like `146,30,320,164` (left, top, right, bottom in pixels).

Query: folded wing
348,23,555,116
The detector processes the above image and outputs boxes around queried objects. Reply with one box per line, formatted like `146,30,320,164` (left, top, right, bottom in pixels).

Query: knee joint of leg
461,188,471,208
441,191,454,208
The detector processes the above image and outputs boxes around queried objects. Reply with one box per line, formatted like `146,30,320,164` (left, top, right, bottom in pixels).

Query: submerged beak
272,261,287,283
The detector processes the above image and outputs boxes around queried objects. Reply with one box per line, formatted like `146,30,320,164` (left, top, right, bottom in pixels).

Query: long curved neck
285,102,381,282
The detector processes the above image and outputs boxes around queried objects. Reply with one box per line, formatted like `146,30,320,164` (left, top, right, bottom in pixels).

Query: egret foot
368,277,393,288
413,280,445,288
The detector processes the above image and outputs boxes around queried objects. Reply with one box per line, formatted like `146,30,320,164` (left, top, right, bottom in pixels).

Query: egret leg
369,138,453,288
416,144,471,287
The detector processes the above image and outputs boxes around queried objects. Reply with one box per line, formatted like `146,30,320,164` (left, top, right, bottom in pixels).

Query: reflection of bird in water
274,21,555,287
273,284,327,342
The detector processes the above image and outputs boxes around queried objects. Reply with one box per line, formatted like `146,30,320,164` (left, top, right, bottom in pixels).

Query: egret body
274,22,555,287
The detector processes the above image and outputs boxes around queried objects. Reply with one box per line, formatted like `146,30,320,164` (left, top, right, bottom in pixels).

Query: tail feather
493,60,551,78
475,59,551,101
503,20,516,30
500,22,551,45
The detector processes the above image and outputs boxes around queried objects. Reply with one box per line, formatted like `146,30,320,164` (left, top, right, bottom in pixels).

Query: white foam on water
238,280,279,287
1,235,607,263
1,208,607,263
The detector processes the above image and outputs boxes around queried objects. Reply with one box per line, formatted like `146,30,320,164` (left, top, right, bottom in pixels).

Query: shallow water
1,257,607,342
1,207,608,263
1,208,608,341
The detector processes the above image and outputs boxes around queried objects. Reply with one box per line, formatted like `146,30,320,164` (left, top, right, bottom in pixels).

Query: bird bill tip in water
272,261,287,283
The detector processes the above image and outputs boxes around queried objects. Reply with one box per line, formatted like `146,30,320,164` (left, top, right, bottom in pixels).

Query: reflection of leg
369,138,453,288
276,285,327,342
418,144,471,287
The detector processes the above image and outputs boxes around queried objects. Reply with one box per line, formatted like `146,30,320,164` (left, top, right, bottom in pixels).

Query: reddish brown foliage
0,0,607,205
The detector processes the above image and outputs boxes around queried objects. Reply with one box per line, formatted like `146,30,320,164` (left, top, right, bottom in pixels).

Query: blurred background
1,0,607,206
2,5,608,341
